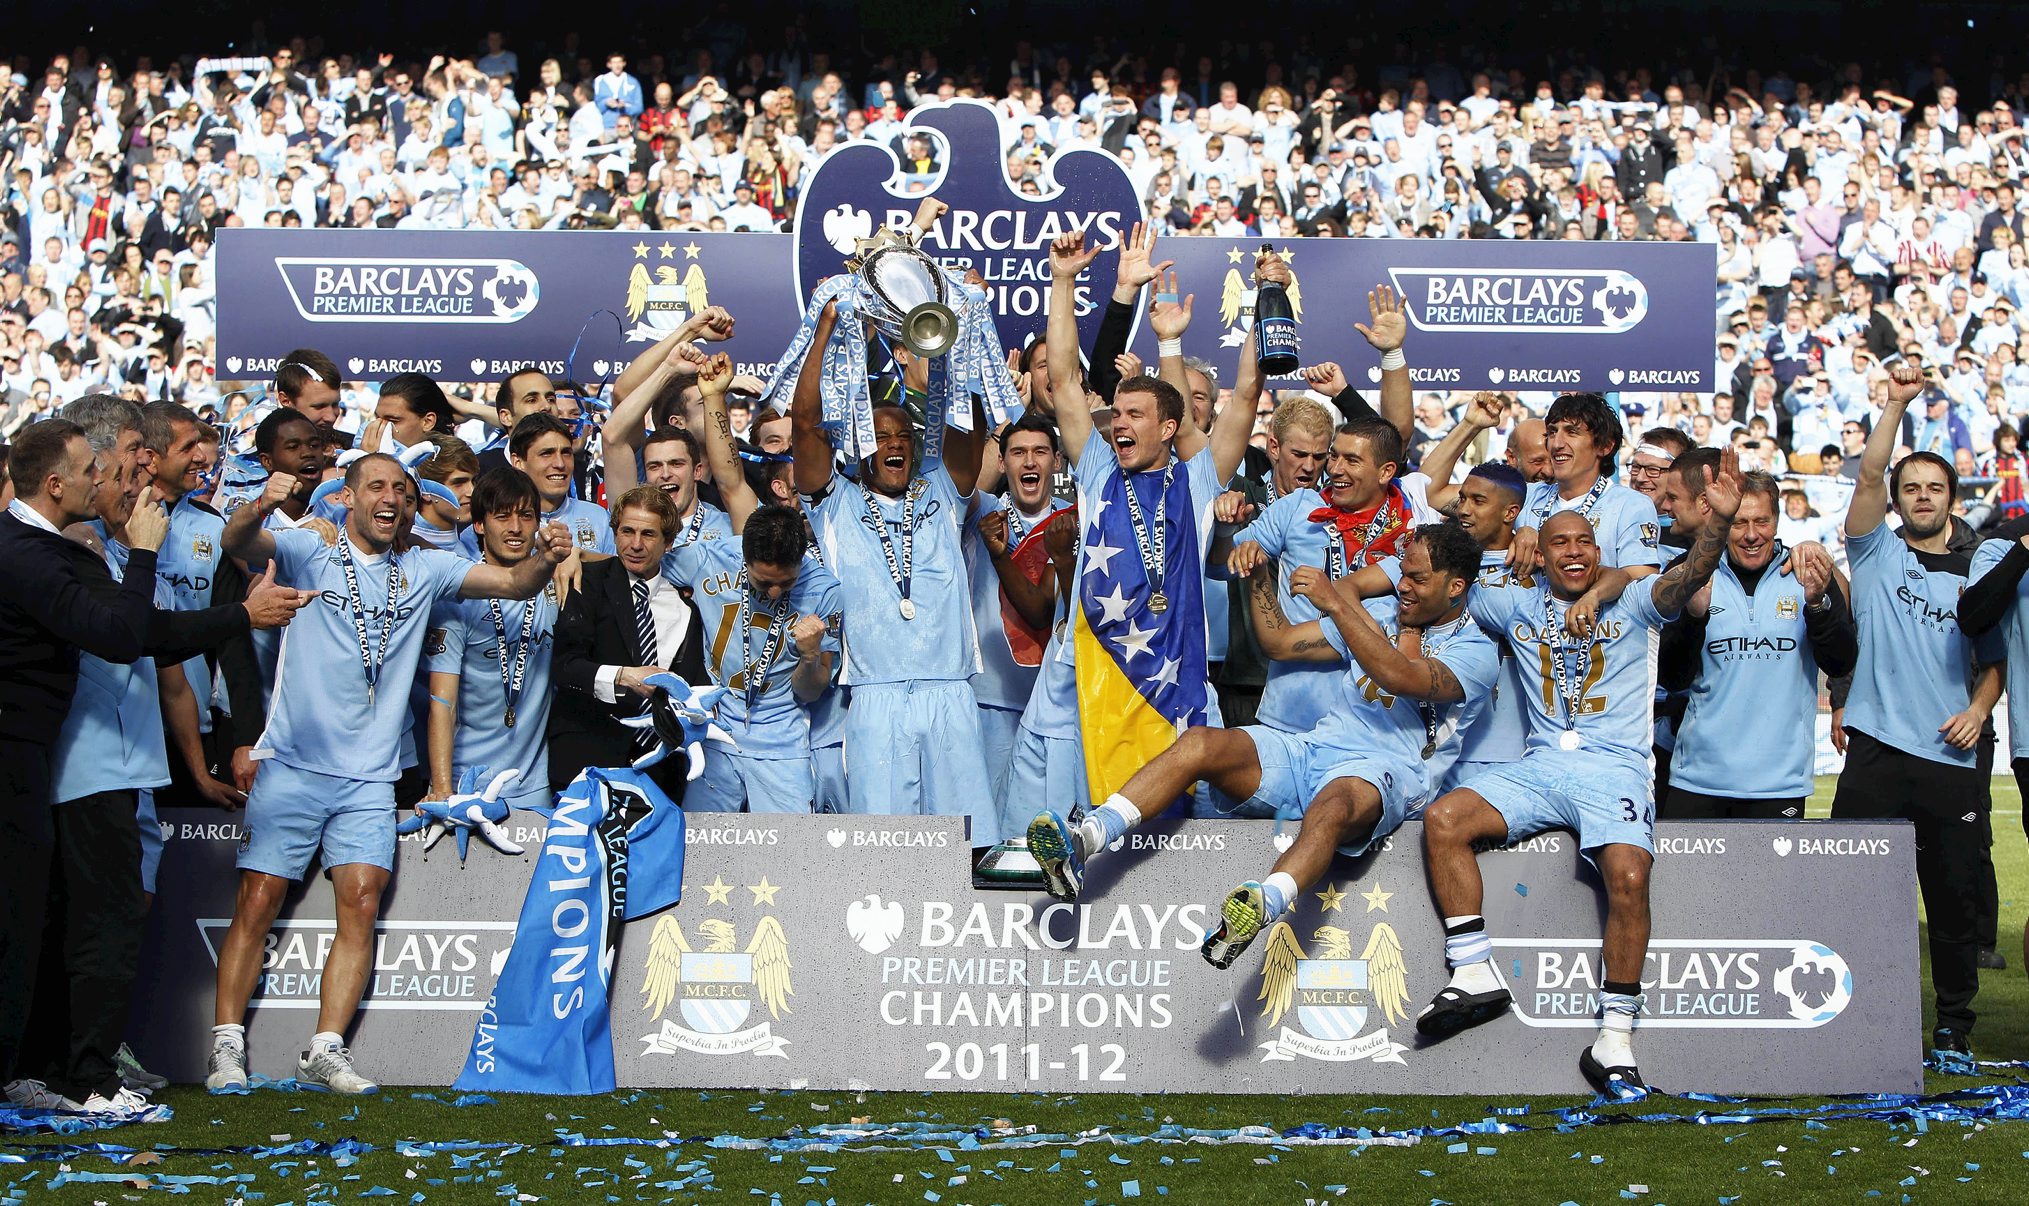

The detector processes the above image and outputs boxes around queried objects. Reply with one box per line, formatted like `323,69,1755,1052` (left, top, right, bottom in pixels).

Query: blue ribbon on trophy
757,221,1023,465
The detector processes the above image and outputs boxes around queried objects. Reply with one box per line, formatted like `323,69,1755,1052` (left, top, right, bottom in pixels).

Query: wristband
1380,348,1407,371
1157,338,1183,358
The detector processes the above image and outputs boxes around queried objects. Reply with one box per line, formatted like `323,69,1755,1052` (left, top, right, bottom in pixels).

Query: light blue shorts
1006,722,1090,828
689,746,814,814
1240,726,1426,855
238,760,397,880
136,788,162,895
977,703,1023,817
812,743,846,814
844,681,996,844
1460,750,1655,857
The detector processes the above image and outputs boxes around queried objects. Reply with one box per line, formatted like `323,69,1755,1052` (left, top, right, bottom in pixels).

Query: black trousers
1215,681,1262,730
1652,746,1675,811
1974,736,1998,950
1832,730,1986,1034
21,790,146,1099
1663,788,1805,820
0,739,54,1084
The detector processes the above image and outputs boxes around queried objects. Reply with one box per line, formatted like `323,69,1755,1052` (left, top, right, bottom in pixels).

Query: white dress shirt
593,570,692,703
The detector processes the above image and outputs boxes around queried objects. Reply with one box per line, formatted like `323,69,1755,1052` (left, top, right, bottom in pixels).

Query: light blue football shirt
425,588,559,812
1518,479,1663,570
1317,597,1502,779
662,538,843,759
1670,556,1823,798
1468,575,1669,770
1844,523,1993,767
256,528,474,782
806,462,977,685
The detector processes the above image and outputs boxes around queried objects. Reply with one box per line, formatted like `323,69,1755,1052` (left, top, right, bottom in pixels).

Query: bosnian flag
454,766,685,1095
1075,462,1209,806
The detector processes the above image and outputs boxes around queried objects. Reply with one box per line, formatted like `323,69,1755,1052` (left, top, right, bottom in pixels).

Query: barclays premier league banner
217,100,1717,394
131,812,1920,1096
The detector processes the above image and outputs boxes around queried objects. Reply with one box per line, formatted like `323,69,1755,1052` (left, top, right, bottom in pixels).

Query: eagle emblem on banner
1253,897,1412,1065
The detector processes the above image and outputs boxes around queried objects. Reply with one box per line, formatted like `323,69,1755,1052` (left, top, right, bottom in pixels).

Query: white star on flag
1150,655,1181,690
1093,583,1134,625
1085,537,1124,578
1114,619,1156,663
1080,488,1110,527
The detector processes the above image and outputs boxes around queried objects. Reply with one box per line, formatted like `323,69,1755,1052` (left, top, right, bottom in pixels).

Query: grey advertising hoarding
132,811,1920,1096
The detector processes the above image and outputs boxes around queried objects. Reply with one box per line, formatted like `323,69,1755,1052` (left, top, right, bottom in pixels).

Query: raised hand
662,338,707,374
1781,540,1836,603
1253,247,1292,286
697,351,733,396
1463,390,1507,429
1506,524,1541,572
1355,284,1407,352
1114,221,1172,294
1301,362,1348,394
1049,231,1101,280
693,306,735,341
791,614,827,658
259,471,300,516
1148,270,1194,340
1885,361,1923,405
1704,447,1745,520
1114,351,1144,380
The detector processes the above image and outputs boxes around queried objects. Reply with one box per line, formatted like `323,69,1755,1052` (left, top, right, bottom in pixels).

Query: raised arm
1847,362,1923,539
605,336,706,497
458,520,573,599
221,471,291,566
1419,391,1504,509
1208,253,1275,480
1354,283,1414,445
694,352,761,529
1653,449,1744,615
1295,565,1464,702
943,392,988,497
790,300,841,495
1045,231,1102,465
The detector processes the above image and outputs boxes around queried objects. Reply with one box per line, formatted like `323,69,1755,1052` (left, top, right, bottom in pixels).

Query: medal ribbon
1542,589,1593,736
865,478,925,606
733,567,791,722
489,596,538,725
337,536,400,704
1121,461,1174,603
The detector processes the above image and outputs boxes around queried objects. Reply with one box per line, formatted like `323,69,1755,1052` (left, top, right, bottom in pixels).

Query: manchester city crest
1254,882,1412,1065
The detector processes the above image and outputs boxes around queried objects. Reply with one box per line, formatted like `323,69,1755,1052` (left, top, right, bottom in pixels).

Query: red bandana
1310,482,1412,567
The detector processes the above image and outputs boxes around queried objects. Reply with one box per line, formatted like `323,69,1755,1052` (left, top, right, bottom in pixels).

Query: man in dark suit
0,416,301,1107
550,485,707,801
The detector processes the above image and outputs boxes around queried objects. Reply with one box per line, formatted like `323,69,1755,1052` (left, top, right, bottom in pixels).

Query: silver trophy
844,227,960,358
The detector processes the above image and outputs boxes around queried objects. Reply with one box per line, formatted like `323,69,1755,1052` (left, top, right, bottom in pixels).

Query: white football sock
309,1031,345,1056
212,1023,246,1051
1261,872,1299,922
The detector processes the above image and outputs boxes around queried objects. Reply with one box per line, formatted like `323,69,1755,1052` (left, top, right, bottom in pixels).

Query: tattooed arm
1294,564,1465,702
1650,448,1744,617
1241,561,1343,663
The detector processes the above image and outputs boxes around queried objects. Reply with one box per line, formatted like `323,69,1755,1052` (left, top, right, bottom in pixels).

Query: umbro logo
1963,812,1979,823
1907,570,1925,581
1708,605,1726,615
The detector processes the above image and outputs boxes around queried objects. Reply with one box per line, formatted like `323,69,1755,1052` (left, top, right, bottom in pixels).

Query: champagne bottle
1253,246,1300,376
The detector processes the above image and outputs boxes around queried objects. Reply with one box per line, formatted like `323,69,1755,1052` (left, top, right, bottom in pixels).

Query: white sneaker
4,1078,78,1111
205,1042,250,1092
298,1045,378,1094
71,1086,164,1122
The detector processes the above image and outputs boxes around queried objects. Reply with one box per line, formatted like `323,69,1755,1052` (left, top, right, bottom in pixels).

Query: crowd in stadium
1,33,2027,1123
